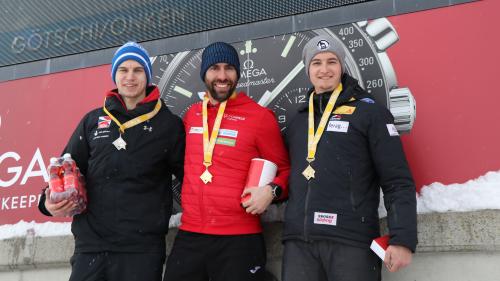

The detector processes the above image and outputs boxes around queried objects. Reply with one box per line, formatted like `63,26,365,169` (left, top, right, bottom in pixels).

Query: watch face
151,18,411,210
152,32,319,117
152,21,398,123
269,87,310,131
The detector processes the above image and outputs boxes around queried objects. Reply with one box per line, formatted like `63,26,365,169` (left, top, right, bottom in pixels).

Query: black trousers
164,230,267,281
282,239,381,281
68,251,165,281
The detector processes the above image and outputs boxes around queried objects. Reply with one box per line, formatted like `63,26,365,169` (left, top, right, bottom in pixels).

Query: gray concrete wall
1,210,499,281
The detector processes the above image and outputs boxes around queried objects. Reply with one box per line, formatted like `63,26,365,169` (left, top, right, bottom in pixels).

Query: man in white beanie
282,35,417,280
38,42,185,281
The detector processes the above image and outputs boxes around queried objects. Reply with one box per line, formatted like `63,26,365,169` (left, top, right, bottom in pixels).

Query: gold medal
112,134,127,150
200,164,213,184
302,164,315,180
304,84,343,180
200,93,234,184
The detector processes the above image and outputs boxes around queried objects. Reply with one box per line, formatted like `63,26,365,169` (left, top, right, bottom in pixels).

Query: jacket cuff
38,187,53,217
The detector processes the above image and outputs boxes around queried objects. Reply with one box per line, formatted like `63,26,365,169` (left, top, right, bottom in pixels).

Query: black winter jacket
39,86,185,253
283,74,417,251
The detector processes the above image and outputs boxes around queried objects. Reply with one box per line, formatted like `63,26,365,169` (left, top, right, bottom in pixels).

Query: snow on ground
2,170,499,239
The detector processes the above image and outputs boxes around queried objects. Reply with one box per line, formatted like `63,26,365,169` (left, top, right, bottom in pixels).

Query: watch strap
269,182,282,200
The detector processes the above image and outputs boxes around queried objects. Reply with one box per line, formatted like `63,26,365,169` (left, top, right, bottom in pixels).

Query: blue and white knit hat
200,42,240,81
111,42,152,85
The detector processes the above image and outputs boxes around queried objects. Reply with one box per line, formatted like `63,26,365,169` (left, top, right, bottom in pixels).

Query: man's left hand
241,185,273,215
384,245,413,272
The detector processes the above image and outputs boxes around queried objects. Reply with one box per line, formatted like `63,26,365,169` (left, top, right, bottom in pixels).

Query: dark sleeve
61,112,92,177
255,109,290,199
367,105,418,252
168,115,185,184
37,112,92,217
38,186,51,216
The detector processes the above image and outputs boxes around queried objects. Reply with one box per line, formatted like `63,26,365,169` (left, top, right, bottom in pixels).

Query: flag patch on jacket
98,116,112,128
216,137,236,147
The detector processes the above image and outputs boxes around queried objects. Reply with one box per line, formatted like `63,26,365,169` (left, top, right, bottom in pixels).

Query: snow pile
168,212,182,228
0,220,70,240
1,170,499,239
378,170,500,218
416,170,500,213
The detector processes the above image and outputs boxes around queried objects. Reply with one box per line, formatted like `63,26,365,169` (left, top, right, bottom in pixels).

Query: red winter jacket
180,92,290,235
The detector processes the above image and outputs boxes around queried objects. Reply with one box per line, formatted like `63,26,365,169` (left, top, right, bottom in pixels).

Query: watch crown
365,18,399,52
389,87,416,134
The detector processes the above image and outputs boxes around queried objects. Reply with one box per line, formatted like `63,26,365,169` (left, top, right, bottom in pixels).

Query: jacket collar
298,74,373,113
206,91,252,109
105,86,160,116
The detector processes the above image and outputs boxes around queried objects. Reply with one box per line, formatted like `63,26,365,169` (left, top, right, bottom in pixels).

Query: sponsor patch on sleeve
189,127,203,134
327,120,349,133
314,212,337,226
386,124,399,136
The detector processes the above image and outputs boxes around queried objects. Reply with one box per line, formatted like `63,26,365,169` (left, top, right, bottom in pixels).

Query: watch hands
258,61,304,107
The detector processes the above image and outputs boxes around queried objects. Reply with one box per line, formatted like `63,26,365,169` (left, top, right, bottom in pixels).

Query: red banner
0,65,112,223
1,0,499,224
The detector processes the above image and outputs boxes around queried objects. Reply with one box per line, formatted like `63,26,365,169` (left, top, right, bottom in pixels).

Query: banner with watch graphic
1,0,498,224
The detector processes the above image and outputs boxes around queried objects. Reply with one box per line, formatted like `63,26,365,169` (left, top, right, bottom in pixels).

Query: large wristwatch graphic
150,18,417,210
152,17,416,133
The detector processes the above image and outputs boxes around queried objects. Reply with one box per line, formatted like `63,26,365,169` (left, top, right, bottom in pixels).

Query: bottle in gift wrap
61,153,78,200
48,157,65,202
70,167,87,216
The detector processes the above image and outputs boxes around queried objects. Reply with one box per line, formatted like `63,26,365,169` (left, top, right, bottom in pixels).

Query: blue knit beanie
200,42,240,81
111,42,152,85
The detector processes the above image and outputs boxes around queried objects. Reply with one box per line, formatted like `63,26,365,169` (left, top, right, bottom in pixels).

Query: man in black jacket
38,42,185,281
282,35,417,281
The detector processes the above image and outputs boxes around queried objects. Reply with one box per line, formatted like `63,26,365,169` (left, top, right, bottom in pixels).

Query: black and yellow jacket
283,74,417,252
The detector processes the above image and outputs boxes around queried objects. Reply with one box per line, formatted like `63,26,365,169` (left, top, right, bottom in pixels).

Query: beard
205,79,237,103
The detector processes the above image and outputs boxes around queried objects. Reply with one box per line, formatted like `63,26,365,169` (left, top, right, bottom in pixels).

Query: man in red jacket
163,42,290,281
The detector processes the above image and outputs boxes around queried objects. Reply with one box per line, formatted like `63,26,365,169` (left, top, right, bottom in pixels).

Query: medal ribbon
103,98,162,134
307,83,343,162
202,93,233,168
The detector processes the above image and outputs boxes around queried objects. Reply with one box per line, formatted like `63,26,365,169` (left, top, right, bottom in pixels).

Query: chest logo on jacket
92,129,111,141
330,114,342,121
314,212,337,226
223,113,246,122
332,106,356,115
97,116,112,128
327,120,349,133
189,127,238,147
